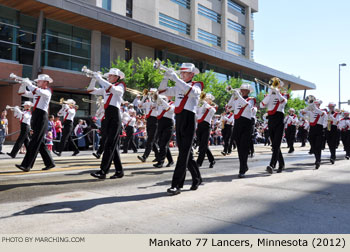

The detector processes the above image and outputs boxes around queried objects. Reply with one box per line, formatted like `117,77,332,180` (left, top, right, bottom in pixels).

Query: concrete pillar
31,11,44,79
90,31,101,71
221,0,228,52
190,0,198,41
245,6,251,60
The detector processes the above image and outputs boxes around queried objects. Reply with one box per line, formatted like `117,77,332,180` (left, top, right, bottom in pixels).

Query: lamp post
339,63,346,109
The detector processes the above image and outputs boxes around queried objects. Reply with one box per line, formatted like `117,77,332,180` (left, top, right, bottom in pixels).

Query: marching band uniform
227,84,254,178
305,100,327,169
196,96,217,168
153,96,175,168
137,91,160,162
260,79,287,173
122,109,137,153
338,112,350,159
53,100,79,156
221,111,234,155
326,103,341,164
88,68,125,179
297,115,309,147
16,74,55,171
284,109,299,153
7,101,32,158
158,63,203,195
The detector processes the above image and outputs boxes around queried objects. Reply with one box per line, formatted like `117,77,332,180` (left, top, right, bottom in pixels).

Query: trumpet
51,98,79,109
81,66,102,78
9,73,35,85
5,105,19,111
126,87,143,96
82,96,103,105
153,59,173,72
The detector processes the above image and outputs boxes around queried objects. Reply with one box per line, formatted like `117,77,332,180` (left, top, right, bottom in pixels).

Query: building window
43,19,91,71
0,5,18,61
159,13,190,35
102,0,111,11
126,0,133,18
228,19,245,35
251,30,254,40
228,0,245,15
18,14,37,65
228,41,245,56
198,29,221,47
198,4,221,23
171,0,190,9
125,40,132,61
251,50,254,60
251,13,254,19
100,34,110,70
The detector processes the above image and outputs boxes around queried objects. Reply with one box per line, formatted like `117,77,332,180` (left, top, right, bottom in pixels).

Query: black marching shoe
266,165,274,174
277,166,284,173
315,162,320,169
167,187,181,195
72,150,80,156
53,150,61,157
93,152,101,159
221,151,227,156
346,156,350,160
330,158,335,164
42,164,56,171
153,162,164,168
288,149,294,153
190,179,201,191
90,170,106,179
15,164,30,172
166,161,174,167
6,152,15,158
209,160,216,168
137,155,146,162
110,172,124,179
238,173,245,178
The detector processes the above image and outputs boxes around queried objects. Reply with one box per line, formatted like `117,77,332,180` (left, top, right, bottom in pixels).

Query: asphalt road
1,143,350,234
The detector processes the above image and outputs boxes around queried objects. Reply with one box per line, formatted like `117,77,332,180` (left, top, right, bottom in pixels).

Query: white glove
93,72,101,79
165,69,177,81
18,83,26,94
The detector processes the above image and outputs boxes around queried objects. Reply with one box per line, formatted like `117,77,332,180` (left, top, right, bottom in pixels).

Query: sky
253,0,350,111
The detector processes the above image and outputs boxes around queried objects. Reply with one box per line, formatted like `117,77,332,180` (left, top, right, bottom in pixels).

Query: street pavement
0,143,350,234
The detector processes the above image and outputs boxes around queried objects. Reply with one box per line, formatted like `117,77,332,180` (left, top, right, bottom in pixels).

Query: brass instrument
81,66,102,78
255,77,287,93
82,96,103,105
305,95,316,105
9,73,36,85
51,98,79,109
153,59,173,72
5,105,19,111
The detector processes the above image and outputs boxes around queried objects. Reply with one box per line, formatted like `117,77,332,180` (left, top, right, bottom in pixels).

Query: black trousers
222,124,233,153
157,117,174,163
10,122,30,157
100,106,123,174
57,120,79,153
341,131,350,156
143,116,159,159
171,110,201,188
309,124,323,163
297,127,308,146
249,118,256,154
326,125,338,160
96,119,106,155
286,125,296,151
21,109,54,169
123,125,137,153
196,121,214,166
229,126,237,152
268,112,285,168
234,117,252,174
264,129,270,146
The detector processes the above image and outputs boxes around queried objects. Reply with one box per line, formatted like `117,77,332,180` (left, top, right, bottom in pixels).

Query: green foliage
285,92,307,115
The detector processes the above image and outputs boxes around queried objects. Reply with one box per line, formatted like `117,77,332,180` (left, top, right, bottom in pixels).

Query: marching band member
284,108,299,153
7,101,33,158
153,95,175,168
221,109,234,156
137,88,160,163
158,63,203,195
88,68,125,179
53,99,80,157
196,93,217,168
338,111,350,160
260,78,287,174
326,102,341,164
297,111,309,147
227,83,254,178
16,74,55,171
122,107,137,153
303,99,327,169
